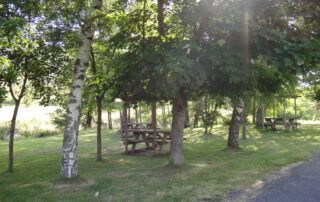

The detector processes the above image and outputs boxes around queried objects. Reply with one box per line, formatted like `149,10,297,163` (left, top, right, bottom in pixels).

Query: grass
1,124,320,201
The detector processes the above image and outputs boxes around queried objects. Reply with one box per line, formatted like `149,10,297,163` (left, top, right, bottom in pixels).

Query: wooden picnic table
121,128,171,153
264,118,299,130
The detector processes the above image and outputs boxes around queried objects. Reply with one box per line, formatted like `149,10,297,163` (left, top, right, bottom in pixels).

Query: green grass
1,125,320,201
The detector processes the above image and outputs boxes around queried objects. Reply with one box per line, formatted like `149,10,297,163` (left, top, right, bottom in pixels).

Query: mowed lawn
1,125,320,201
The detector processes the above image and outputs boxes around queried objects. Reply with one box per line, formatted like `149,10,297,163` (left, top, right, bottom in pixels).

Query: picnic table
121,128,171,153
264,118,299,130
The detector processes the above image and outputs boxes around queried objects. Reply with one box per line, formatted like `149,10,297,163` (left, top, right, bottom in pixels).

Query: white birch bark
61,0,102,178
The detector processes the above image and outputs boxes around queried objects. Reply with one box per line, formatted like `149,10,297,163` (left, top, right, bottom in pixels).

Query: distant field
0,105,57,123
0,105,121,138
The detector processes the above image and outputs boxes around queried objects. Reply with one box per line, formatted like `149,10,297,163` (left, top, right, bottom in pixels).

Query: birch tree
61,0,102,179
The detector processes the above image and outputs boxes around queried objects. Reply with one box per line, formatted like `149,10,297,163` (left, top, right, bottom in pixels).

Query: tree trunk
169,96,187,166
61,0,102,179
204,95,209,135
84,111,93,128
107,110,112,129
167,104,171,125
96,96,103,161
135,107,138,123
255,96,264,128
252,93,256,124
123,102,129,153
128,107,131,123
8,100,20,172
193,101,201,128
294,97,297,120
162,104,167,127
119,110,122,125
151,102,157,129
228,98,244,149
242,99,247,140
157,0,165,36
8,72,27,172
255,107,264,128
139,103,142,123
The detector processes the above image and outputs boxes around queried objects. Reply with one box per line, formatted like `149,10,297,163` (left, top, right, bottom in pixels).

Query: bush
35,130,59,138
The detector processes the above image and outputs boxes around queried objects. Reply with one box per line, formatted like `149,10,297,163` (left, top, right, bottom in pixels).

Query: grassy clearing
1,124,320,201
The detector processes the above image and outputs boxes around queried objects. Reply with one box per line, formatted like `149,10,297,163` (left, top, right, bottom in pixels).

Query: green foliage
0,0,73,106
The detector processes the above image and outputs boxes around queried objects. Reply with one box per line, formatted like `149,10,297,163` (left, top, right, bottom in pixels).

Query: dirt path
226,155,320,202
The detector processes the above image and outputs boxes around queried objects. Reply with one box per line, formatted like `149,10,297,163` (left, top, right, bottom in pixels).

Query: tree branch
8,82,18,102
18,72,28,100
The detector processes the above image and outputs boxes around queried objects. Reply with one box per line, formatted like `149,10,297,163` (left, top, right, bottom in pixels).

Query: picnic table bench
264,118,300,130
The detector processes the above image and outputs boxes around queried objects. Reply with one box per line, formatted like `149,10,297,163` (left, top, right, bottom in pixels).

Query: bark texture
61,0,102,178
227,98,244,149
169,96,187,166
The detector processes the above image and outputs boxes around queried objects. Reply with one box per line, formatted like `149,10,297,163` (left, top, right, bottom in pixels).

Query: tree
61,0,102,179
181,0,319,149
0,1,71,171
